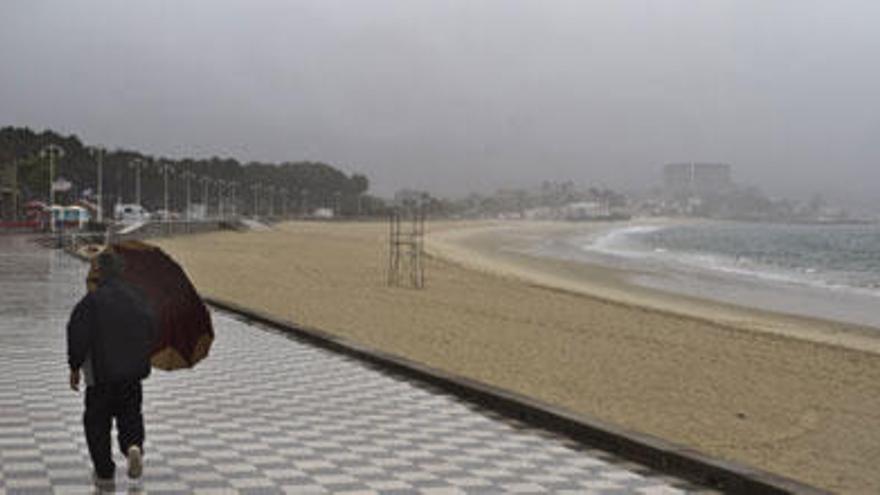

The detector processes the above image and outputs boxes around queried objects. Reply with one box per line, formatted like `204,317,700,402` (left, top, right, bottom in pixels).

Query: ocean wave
577,222,880,298
581,224,667,258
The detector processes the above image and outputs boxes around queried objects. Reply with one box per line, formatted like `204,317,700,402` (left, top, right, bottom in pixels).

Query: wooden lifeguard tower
387,202,425,289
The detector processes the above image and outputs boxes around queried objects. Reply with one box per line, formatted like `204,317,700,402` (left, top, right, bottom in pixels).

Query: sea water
611,222,880,293
532,221,880,329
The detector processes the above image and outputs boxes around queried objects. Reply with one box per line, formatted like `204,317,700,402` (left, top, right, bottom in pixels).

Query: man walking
67,251,157,489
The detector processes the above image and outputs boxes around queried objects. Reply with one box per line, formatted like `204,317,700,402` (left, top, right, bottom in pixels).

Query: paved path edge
205,297,830,495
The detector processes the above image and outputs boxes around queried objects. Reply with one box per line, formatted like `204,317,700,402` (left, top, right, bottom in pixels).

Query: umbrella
87,240,214,370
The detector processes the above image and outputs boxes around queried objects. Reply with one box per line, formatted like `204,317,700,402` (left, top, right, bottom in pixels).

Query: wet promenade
0,235,710,494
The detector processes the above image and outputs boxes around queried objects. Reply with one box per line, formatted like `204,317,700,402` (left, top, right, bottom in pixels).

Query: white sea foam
518,222,880,327
576,223,880,299
583,224,665,258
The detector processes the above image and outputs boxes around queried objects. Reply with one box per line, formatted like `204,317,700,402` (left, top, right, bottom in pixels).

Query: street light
129,158,145,206
156,160,173,222
251,183,261,219
266,185,275,217
216,179,226,220
181,170,196,221
40,144,65,232
228,181,238,218
200,176,212,219
280,187,288,218
87,146,105,223
300,188,309,217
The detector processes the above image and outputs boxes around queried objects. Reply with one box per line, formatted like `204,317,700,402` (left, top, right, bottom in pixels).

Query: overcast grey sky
2,1,878,199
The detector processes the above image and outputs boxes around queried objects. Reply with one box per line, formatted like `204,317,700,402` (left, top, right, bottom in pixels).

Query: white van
114,203,149,224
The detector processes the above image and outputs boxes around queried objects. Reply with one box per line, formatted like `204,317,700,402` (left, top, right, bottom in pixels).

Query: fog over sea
528,221,880,329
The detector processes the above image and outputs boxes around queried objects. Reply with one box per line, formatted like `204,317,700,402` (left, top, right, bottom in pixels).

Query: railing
37,219,242,250
0,220,43,234
106,219,246,243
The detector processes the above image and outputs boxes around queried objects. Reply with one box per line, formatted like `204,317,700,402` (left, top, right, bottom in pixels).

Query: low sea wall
35,220,241,251
109,220,236,242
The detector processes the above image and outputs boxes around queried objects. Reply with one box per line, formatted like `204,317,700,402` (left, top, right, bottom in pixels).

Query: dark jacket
67,278,157,384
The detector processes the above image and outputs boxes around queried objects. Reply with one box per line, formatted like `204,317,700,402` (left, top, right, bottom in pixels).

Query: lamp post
267,185,275,218
181,170,195,221
251,183,260,219
232,182,238,218
300,188,309,217
129,158,144,206
88,147,105,223
216,179,226,220
280,188,288,218
40,144,65,232
156,161,173,222
228,181,237,218
200,177,211,219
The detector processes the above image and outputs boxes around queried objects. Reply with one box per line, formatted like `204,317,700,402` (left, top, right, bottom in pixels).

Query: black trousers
84,380,144,478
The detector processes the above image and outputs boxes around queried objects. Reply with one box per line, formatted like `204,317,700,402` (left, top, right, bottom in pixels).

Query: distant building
562,201,607,220
663,163,732,196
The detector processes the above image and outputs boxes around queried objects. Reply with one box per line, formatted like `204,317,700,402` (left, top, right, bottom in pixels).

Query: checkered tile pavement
0,240,715,494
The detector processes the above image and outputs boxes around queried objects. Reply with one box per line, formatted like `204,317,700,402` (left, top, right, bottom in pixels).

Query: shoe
92,472,115,492
127,445,143,479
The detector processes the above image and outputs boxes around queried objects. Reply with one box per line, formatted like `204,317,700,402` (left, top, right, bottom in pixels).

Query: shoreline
152,221,880,493
427,219,880,356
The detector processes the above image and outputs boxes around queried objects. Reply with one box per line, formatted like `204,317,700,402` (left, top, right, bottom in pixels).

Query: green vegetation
0,126,379,217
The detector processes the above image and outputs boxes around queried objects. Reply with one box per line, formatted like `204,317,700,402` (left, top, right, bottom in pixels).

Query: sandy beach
153,220,880,494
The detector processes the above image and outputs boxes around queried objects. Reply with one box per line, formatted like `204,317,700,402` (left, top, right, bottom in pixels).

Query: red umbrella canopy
87,241,213,370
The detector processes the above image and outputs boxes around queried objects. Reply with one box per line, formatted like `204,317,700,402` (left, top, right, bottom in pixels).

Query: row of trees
0,127,379,219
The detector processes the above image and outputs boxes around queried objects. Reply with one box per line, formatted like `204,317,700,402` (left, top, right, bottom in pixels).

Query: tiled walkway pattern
0,237,712,494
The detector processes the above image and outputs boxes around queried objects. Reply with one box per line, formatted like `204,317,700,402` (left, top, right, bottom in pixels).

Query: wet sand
429,221,880,354
153,221,880,494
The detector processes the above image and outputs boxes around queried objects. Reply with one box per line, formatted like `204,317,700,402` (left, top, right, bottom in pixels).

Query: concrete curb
206,297,830,495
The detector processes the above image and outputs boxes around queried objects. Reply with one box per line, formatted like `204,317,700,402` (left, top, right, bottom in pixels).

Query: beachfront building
657,163,735,217
562,201,608,220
